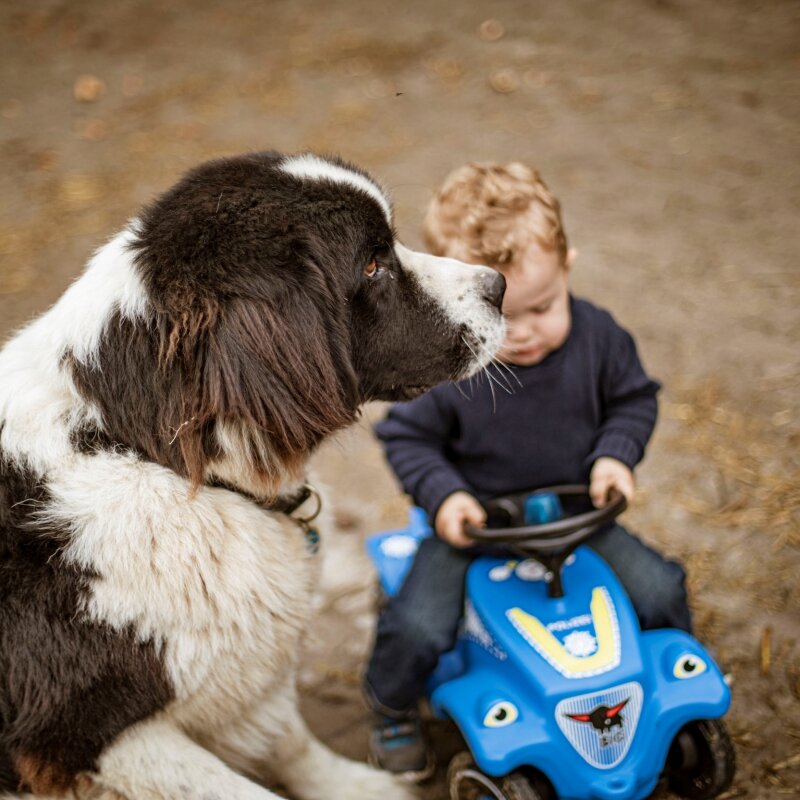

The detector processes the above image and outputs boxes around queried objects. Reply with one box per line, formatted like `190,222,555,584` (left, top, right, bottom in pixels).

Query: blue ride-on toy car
366,486,735,800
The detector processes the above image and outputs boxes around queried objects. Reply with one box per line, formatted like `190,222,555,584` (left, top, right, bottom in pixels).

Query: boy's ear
565,247,578,271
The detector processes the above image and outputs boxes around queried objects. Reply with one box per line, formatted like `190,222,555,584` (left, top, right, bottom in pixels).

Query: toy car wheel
666,719,736,799
501,772,554,800
448,752,554,800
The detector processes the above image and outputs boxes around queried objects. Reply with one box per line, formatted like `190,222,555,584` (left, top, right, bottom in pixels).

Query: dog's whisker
463,337,507,412
486,360,514,394
466,337,511,397
485,365,509,399
486,366,497,411
475,340,520,391
485,363,510,394
491,353,522,388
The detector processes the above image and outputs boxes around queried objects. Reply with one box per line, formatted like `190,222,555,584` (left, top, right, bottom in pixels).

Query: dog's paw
328,762,419,800
71,773,129,800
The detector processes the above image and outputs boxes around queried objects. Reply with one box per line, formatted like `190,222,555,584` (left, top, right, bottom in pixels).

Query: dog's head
66,152,505,492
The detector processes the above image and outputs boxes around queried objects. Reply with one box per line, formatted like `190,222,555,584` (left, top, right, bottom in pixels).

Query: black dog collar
208,479,322,553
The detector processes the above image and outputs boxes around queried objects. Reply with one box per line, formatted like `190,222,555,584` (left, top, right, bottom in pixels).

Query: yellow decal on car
507,587,621,678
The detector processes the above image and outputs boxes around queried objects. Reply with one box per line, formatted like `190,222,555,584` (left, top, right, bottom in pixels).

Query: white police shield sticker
556,682,643,769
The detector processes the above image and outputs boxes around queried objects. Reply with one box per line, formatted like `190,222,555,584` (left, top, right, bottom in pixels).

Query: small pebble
80,119,108,141
479,19,506,41
490,68,519,94
74,74,106,103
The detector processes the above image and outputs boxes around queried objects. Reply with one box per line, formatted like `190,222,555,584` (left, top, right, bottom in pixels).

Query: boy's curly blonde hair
423,162,568,270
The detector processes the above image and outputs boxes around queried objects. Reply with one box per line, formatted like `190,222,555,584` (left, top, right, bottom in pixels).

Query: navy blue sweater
375,296,660,521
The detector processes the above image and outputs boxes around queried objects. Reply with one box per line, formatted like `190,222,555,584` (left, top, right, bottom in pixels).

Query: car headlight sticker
673,653,707,679
483,701,519,727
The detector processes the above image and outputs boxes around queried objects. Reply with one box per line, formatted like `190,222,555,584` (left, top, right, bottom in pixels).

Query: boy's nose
481,271,506,310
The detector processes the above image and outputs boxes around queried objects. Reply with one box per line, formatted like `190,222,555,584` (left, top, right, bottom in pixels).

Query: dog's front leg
204,683,417,800
88,715,286,800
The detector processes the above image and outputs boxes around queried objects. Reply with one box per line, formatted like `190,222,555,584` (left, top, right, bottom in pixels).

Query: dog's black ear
161,284,360,488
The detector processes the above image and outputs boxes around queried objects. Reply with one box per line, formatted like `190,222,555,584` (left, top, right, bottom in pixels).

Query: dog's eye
364,259,384,278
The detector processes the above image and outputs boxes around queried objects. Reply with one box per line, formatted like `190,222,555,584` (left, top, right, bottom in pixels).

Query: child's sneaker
368,714,435,782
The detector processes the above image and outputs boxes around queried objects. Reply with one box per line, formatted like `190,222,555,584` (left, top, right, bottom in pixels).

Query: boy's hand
435,491,486,548
590,457,635,508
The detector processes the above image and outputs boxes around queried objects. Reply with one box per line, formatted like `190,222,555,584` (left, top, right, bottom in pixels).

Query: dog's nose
481,271,506,310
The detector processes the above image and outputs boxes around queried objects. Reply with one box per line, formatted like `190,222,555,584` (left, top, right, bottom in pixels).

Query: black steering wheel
464,485,627,597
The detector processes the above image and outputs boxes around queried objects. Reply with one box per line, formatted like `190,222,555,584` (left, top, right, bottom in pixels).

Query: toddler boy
364,162,691,779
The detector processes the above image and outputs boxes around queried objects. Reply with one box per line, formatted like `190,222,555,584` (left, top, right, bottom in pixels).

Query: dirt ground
1,0,798,797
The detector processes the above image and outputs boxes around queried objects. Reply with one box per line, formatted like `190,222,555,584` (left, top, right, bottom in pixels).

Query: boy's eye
531,301,553,314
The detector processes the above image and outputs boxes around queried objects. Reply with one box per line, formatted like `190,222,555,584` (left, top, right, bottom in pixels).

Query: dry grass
663,378,799,548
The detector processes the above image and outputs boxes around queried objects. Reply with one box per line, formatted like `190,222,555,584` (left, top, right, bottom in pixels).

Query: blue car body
366,508,730,800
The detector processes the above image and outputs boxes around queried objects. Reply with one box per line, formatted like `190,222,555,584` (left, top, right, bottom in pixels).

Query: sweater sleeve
374,388,475,522
585,318,661,472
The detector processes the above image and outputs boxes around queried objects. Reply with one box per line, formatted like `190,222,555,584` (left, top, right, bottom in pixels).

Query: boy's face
498,241,572,366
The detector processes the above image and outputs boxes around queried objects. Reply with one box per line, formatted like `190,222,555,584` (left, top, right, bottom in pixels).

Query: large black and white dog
0,152,505,800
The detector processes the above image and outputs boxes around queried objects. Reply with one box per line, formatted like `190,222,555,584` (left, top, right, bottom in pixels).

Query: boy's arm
374,387,475,523
585,322,660,474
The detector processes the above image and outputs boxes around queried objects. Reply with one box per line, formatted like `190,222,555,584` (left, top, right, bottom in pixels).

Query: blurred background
1,1,798,797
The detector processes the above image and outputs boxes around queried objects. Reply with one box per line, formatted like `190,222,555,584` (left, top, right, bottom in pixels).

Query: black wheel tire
501,770,554,800
667,719,736,799
447,751,554,800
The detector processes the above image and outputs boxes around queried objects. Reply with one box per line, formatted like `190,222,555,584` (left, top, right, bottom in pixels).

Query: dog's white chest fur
49,452,317,722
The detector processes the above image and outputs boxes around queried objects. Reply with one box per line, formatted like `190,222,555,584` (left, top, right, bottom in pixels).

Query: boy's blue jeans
364,523,692,717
